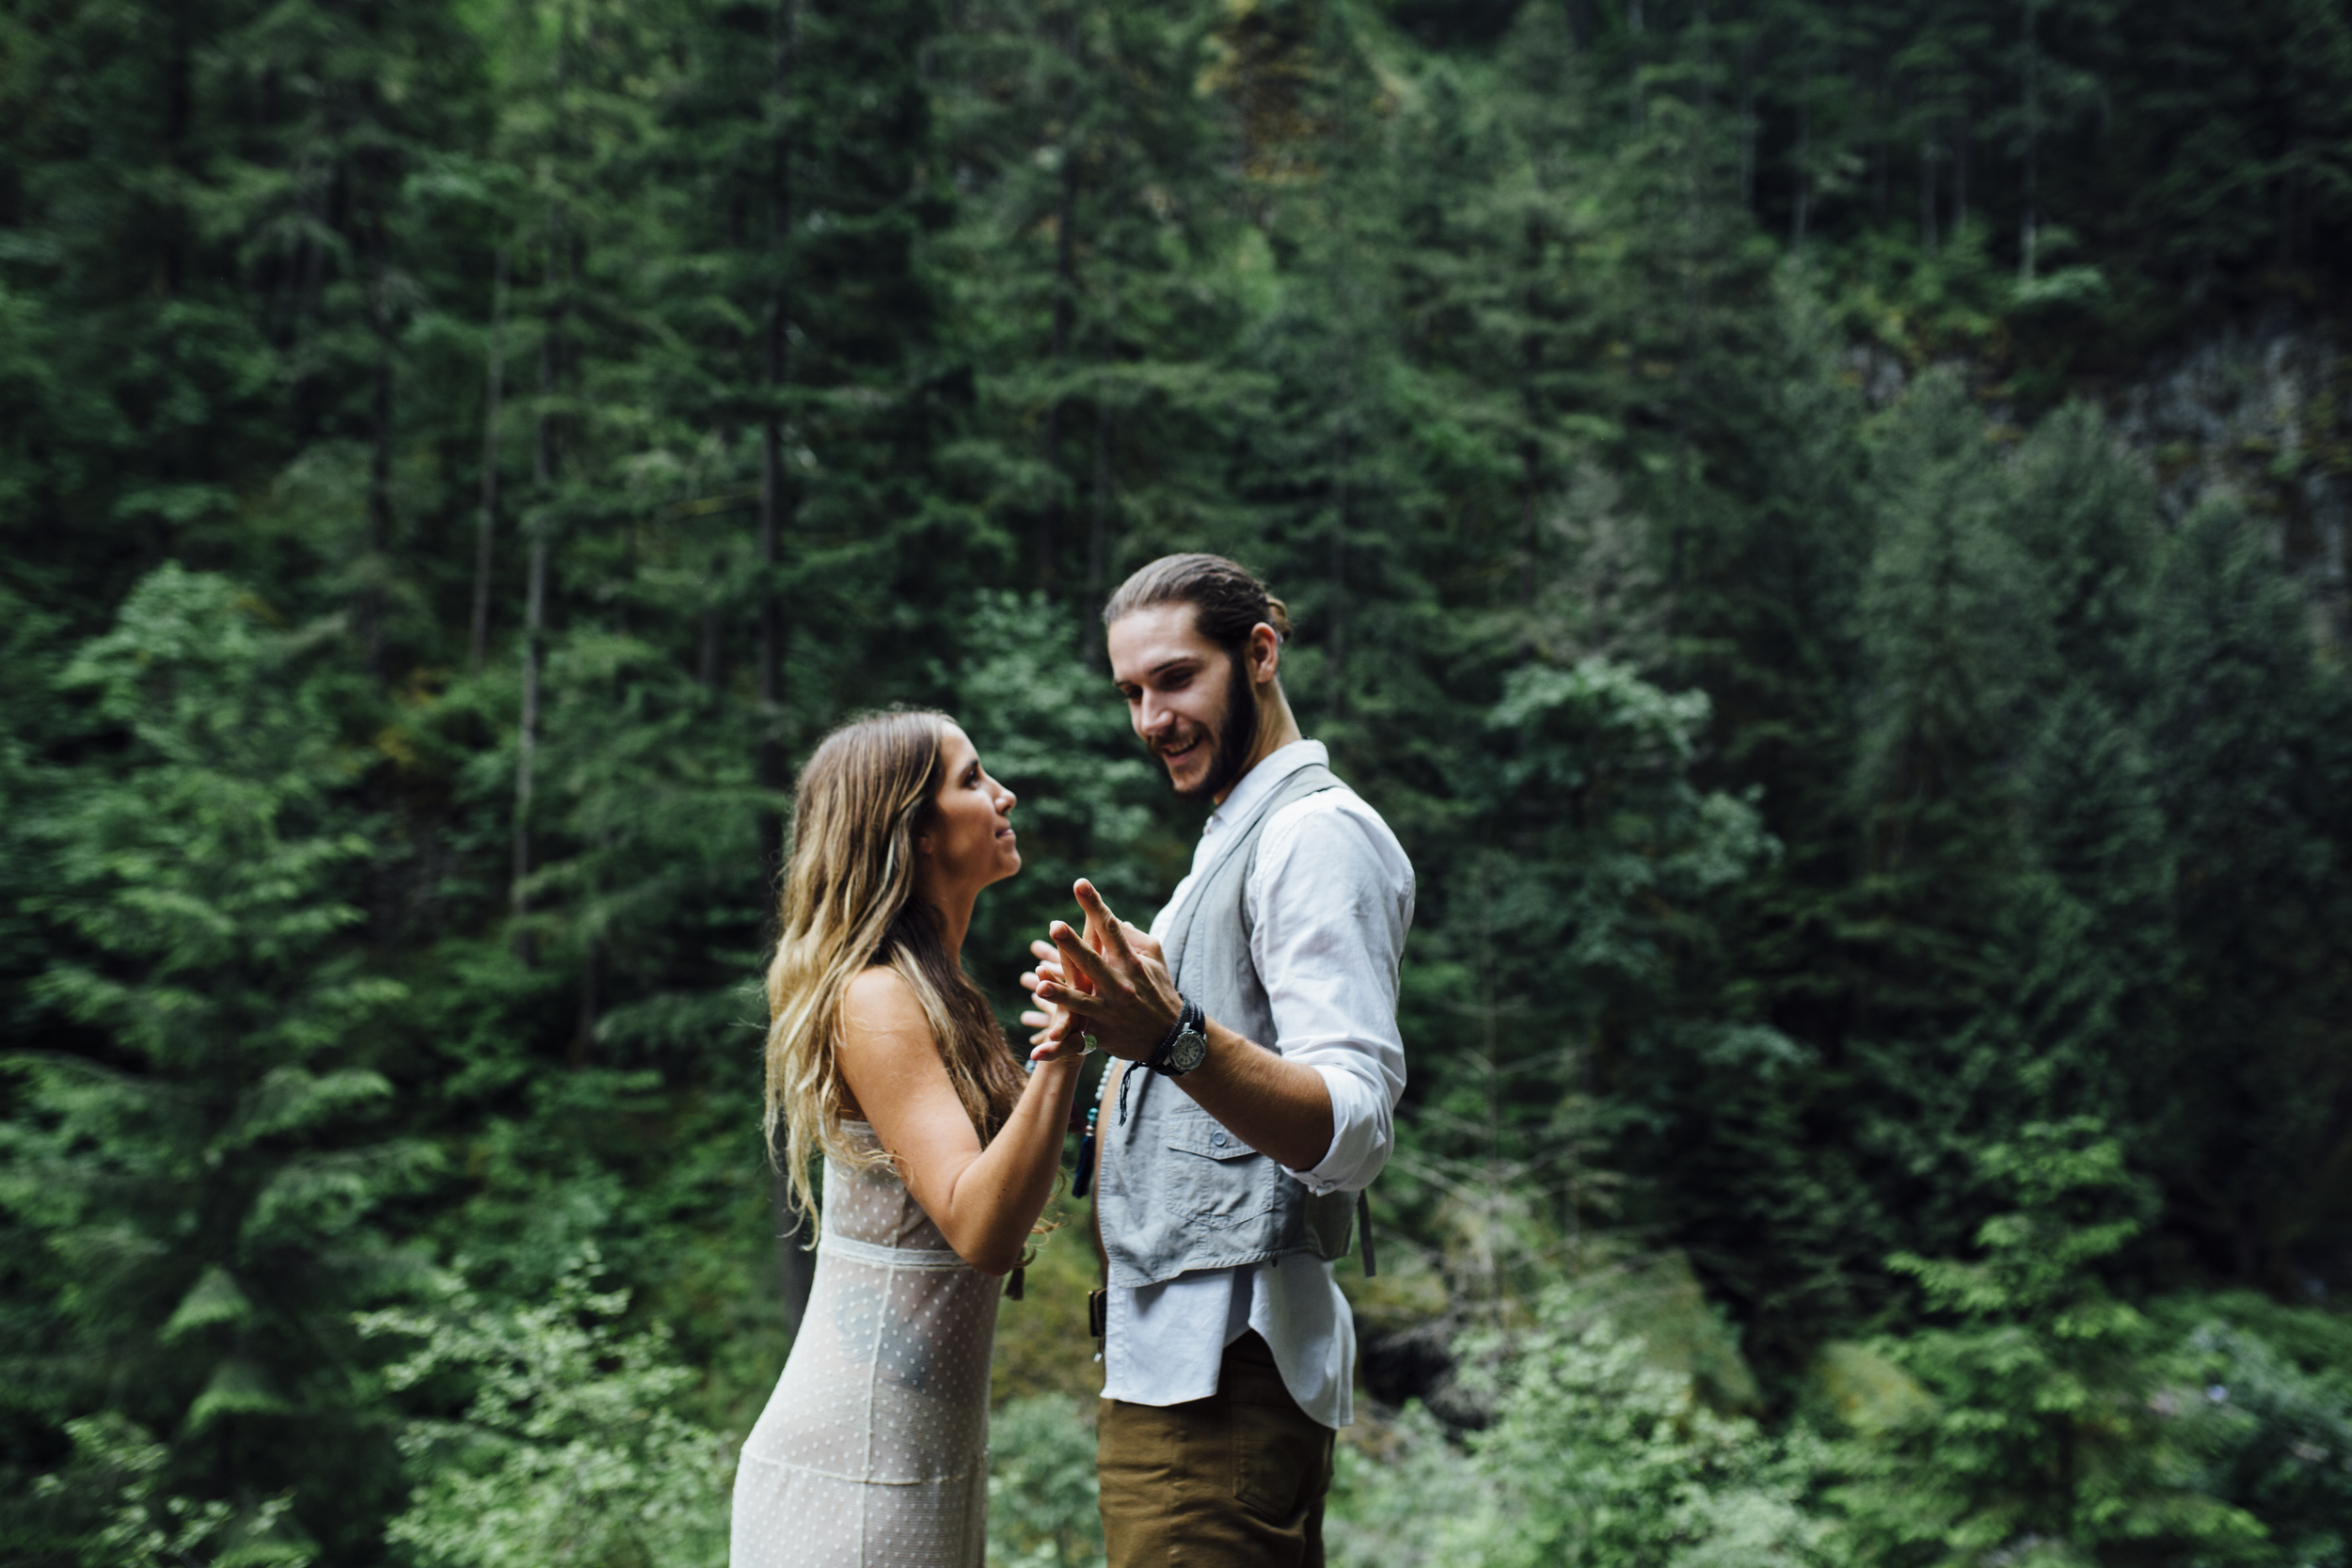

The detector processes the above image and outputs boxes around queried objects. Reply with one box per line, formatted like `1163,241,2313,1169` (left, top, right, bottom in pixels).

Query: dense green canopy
4,0,2350,1563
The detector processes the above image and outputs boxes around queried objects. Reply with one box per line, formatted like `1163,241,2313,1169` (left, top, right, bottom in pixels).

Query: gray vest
1094,763,1361,1290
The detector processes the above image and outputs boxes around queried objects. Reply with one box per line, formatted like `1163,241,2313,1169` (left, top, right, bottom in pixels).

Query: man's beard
1171,652,1259,804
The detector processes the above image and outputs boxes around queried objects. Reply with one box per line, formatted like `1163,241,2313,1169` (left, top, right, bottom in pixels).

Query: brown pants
1097,1331,1336,1568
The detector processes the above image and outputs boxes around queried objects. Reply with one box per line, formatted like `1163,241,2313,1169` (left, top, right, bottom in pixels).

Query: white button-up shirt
1099,739,1414,1429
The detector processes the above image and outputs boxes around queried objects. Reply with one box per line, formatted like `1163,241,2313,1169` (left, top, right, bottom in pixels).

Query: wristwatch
1148,995,1210,1077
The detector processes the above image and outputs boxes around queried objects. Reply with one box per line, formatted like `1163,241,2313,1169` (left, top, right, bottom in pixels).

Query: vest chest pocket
1162,1114,1282,1229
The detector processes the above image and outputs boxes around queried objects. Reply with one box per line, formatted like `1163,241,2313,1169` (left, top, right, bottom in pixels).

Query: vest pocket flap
1159,1115,1283,1231
1165,1117,1256,1160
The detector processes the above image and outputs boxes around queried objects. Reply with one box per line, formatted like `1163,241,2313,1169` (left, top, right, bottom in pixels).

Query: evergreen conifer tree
4,566,433,1560
2140,499,2352,1289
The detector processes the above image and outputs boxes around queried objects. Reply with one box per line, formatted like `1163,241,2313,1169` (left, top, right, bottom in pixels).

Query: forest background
5,0,2352,1562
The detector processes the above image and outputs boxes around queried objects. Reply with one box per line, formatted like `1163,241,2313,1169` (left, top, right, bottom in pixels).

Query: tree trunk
1955,94,1970,232
755,0,797,819
470,245,509,674
514,199,560,968
1328,426,1347,721
1080,317,1116,670
1738,30,1756,210
289,171,330,441
513,16,572,969
570,937,599,1068
1627,0,1645,133
774,1167,810,1340
513,526,547,963
1520,387,1541,608
1039,78,1079,591
1920,128,1938,251
1872,73,1890,221
1667,170,1700,642
2277,162,2299,269
2020,0,2039,281
164,0,191,295
1692,0,1712,113
1791,79,1812,249
364,212,393,680
700,549,724,690
759,0,814,1341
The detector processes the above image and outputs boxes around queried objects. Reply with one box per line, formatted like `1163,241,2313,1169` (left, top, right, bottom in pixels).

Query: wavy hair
762,709,1026,1223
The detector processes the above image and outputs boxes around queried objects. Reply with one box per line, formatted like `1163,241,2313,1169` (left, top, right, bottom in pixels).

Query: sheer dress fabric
732,1122,999,1568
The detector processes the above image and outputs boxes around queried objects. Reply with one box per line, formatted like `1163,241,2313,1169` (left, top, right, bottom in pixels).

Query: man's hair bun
1103,553,1290,651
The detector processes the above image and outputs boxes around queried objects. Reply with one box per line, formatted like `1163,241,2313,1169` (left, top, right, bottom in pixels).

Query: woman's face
916,723,1020,896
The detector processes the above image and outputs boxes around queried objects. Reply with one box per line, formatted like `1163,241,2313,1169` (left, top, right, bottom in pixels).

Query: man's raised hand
1029,879,1182,1063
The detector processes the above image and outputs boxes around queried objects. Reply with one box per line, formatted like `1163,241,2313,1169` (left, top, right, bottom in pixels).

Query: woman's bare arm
837,967,1085,1275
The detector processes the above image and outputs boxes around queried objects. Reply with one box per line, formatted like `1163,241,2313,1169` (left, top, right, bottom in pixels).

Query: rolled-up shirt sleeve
1245,794,1414,1195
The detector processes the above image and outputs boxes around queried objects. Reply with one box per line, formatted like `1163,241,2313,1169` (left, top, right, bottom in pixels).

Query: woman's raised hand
1018,937,1077,1057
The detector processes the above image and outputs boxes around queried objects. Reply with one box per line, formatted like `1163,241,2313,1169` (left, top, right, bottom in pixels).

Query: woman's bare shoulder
841,965,932,1046
837,965,956,1132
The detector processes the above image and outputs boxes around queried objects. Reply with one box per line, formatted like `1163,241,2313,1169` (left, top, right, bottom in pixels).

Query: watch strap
1148,996,1207,1076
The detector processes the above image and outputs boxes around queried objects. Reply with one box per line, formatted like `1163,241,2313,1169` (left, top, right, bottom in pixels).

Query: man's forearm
1169,1020,1335,1172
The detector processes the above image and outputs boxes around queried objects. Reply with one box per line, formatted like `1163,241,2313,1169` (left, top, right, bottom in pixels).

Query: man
1022,553,1413,1566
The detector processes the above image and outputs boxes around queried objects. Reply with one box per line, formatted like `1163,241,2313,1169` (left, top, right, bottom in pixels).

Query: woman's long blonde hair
763,708,1026,1223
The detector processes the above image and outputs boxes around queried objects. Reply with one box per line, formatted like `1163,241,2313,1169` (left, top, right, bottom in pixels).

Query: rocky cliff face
1853,314,2352,650
2112,313,2348,647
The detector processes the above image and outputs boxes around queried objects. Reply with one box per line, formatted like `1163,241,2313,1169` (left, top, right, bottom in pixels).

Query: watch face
1169,1027,1209,1075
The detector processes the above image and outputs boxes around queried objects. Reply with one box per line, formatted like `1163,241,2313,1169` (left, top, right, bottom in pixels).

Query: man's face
1107,604,1259,803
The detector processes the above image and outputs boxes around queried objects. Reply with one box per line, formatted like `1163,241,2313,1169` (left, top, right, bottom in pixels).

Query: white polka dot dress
732,1122,999,1567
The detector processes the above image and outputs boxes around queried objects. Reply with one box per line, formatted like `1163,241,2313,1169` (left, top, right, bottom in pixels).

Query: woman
732,709,1086,1568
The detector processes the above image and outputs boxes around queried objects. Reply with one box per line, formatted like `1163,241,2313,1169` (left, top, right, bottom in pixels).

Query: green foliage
2169,1306,2352,1568
27,1413,313,1568
3,0,2350,1561
1392,650,1786,1320
3,565,430,1560
356,1251,732,1568
1326,1402,1490,1568
984,1394,1104,1568
1834,1121,2265,1566
2137,499,2352,1286
1442,1288,1839,1568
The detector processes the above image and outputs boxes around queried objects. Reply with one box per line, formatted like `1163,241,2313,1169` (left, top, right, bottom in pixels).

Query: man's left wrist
1148,995,1210,1077
1110,1000,1176,1064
